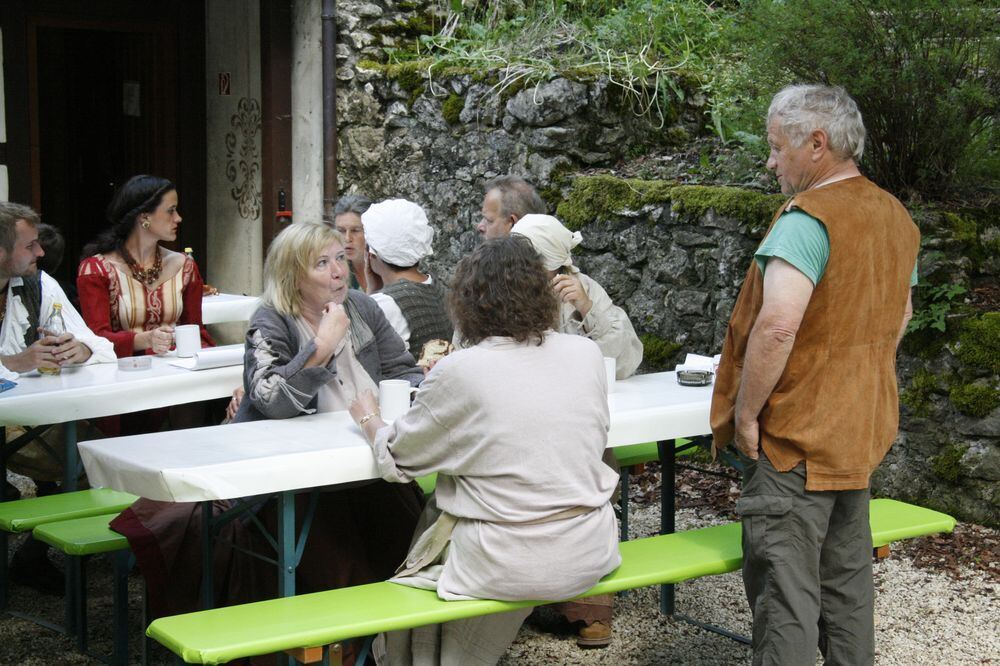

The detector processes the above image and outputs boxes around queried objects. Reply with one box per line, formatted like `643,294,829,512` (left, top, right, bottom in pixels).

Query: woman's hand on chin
314,302,349,354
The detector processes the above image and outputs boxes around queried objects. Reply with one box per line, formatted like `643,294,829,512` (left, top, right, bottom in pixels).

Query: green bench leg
200,502,213,609
70,555,85,649
71,551,132,665
111,550,130,665
0,530,7,611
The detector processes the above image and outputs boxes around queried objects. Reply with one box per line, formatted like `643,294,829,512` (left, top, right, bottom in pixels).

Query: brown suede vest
710,176,920,490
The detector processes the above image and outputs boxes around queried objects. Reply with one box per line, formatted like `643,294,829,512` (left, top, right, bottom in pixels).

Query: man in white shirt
0,203,114,378
0,202,115,594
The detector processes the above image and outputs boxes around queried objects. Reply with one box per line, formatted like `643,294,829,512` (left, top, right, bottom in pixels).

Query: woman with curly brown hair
349,236,621,665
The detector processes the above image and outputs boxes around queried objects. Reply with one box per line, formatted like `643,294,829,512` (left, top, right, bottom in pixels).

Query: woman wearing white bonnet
511,214,642,380
362,199,454,356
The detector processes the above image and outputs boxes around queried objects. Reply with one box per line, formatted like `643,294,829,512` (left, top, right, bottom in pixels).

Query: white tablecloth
0,345,244,427
201,294,261,325
80,372,713,503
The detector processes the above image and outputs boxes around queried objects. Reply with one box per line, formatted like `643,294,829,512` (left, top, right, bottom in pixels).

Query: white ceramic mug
174,324,201,358
379,379,418,421
604,356,617,393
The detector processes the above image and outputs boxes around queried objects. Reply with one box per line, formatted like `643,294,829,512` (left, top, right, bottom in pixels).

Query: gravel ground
2,469,997,665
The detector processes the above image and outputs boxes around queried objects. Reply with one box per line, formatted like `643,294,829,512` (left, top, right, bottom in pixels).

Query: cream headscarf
510,214,582,273
361,199,435,267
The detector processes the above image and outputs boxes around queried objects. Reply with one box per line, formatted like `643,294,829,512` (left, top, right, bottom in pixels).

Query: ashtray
118,356,152,371
677,369,713,386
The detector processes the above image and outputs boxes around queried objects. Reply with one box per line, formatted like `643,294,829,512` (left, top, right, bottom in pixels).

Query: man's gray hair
333,194,372,217
768,84,866,162
0,202,40,255
485,175,546,220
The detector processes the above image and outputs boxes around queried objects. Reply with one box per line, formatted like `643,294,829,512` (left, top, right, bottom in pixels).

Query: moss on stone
956,312,1000,374
561,65,606,82
944,211,978,244
900,368,939,418
369,14,438,39
949,383,1000,418
389,63,427,93
670,185,784,230
361,60,433,93
931,443,968,483
662,126,690,147
536,163,575,210
640,334,682,371
407,85,426,109
441,93,465,124
555,175,675,230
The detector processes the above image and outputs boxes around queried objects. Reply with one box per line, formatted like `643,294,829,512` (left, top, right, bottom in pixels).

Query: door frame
259,0,294,256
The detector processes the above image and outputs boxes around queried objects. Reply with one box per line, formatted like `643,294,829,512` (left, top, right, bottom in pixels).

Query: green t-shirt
755,211,918,287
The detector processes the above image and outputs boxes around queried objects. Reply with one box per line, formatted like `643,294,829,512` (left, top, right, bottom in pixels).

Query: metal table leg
276,490,296,598
658,439,675,615
63,421,78,492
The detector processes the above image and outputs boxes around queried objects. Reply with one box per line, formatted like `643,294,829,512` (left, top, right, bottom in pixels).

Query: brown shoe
577,620,612,648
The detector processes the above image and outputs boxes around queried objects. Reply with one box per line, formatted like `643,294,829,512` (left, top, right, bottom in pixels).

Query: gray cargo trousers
736,453,874,666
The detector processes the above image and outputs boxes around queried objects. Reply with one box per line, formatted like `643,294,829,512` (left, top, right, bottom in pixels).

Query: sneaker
577,620,612,648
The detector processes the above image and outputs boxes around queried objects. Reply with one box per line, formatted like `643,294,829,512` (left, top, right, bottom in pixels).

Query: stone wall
332,0,999,526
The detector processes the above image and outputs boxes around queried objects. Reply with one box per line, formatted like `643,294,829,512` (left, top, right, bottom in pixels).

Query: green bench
146,499,955,665
34,513,133,665
0,488,136,656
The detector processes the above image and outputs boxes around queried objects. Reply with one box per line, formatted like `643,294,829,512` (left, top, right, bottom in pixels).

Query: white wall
205,0,263,341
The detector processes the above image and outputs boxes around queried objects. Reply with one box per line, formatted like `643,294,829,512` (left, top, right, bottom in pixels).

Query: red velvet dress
77,254,214,358
77,253,216,434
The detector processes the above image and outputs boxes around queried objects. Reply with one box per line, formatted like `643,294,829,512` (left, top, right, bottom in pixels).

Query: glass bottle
39,303,66,375
184,247,194,261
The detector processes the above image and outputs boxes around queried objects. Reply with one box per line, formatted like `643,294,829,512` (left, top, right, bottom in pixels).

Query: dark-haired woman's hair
81,175,175,258
36,223,65,274
449,236,558,347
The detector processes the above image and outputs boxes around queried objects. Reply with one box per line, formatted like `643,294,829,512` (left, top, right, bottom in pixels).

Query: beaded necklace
120,245,163,286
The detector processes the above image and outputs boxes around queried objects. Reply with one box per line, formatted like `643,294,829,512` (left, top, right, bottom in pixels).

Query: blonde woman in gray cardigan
350,236,621,665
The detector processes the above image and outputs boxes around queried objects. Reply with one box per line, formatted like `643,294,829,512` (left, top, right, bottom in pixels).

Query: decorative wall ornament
225,97,262,220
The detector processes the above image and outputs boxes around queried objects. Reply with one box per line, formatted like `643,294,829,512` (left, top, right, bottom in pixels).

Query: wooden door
2,0,205,287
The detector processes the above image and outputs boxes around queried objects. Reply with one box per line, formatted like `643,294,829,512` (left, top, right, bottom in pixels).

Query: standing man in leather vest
711,85,919,665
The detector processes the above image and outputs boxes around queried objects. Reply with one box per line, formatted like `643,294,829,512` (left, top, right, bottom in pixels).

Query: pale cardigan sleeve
561,273,643,379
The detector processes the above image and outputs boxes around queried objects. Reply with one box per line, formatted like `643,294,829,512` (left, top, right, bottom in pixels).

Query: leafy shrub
722,0,1000,200
907,281,967,334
